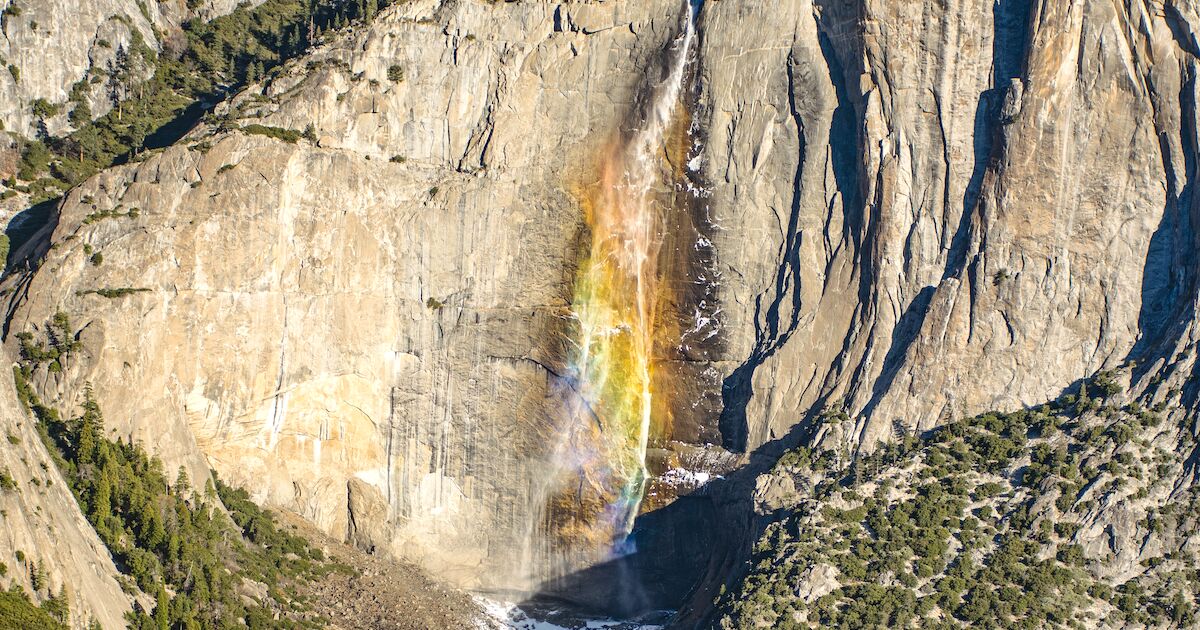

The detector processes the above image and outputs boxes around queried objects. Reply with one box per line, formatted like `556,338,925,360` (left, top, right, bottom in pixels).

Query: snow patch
658,467,721,488
475,597,665,630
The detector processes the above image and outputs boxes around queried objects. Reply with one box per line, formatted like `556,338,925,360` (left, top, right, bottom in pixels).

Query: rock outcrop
0,0,253,135
702,0,1200,455
6,0,701,592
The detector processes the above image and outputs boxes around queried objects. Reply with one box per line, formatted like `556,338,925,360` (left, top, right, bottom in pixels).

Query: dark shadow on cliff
141,98,212,152
518,416,823,627
854,0,1033,422
1,197,61,340
1127,63,1199,375
944,0,1032,278
855,285,934,420
1120,4,1200,477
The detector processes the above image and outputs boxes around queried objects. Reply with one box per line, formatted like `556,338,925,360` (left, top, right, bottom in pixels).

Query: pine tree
168,531,182,563
91,475,112,527
77,386,100,465
175,466,189,494
289,26,302,53
30,560,47,593
153,586,169,630
45,584,70,624
107,45,133,121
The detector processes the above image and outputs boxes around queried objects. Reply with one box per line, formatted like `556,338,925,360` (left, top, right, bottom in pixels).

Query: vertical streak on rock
268,294,289,450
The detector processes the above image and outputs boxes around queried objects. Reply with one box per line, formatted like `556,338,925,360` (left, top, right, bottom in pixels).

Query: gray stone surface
698,0,1200,457
6,0,692,592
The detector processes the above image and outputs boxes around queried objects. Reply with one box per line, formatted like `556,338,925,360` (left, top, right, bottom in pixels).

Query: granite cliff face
7,0,703,595
701,0,1200,454
1,0,1199,626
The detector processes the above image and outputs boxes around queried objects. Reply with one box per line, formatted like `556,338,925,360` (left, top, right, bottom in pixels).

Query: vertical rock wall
700,0,1200,455
5,0,700,591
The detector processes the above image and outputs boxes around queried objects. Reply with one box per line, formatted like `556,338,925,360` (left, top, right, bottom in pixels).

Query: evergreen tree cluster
716,372,1200,629
0,585,72,630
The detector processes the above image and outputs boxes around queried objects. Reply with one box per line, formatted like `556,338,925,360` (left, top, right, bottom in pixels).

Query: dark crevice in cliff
1128,61,1200,375
717,52,809,454
944,0,1032,280
818,26,864,267
1165,2,1200,58
857,285,935,423
808,10,867,386
1,203,60,341
718,4,866,453
844,164,887,447
853,0,1034,428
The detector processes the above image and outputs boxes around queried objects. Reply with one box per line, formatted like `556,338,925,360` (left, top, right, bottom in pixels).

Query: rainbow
538,4,698,562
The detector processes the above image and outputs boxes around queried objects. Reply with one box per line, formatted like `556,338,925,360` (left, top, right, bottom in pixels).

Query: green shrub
17,141,51,181
239,123,304,144
76,287,151,298
30,98,60,119
0,233,10,269
0,468,17,491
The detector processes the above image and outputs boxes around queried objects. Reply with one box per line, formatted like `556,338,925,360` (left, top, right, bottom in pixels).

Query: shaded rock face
3,0,1200,622
0,0,252,134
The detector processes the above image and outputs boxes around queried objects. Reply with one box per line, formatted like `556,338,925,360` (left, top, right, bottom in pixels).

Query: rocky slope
0,370,129,629
0,0,254,137
0,0,1197,627
715,371,1200,627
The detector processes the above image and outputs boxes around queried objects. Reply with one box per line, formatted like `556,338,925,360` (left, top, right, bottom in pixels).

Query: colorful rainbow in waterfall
539,2,698,559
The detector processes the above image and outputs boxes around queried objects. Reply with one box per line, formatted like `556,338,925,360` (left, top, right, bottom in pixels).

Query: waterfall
575,0,697,538
522,0,700,585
